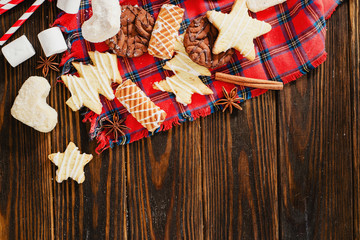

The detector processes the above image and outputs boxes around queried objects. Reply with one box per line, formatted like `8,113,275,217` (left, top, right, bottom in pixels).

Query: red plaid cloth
53,0,340,153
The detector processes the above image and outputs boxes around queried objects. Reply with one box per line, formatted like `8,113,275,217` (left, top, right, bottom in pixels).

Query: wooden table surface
0,1,359,239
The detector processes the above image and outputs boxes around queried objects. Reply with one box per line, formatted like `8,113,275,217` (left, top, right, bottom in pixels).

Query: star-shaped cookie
48,142,93,184
61,51,121,114
206,0,272,61
153,35,213,105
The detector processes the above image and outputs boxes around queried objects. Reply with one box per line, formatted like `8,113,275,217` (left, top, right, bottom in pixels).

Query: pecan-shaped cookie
184,16,235,68
106,5,155,58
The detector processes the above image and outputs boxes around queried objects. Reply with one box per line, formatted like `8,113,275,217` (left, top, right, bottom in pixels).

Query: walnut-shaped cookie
184,16,235,68
106,5,155,58
153,35,213,105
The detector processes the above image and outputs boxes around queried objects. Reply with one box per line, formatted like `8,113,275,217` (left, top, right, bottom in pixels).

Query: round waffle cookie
184,16,235,68
105,5,155,58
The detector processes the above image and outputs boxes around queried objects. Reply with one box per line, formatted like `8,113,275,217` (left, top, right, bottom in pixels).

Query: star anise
101,113,130,142
215,87,244,114
36,55,60,77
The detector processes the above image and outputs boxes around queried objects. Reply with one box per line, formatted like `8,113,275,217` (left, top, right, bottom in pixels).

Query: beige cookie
62,51,121,114
88,51,122,83
81,0,121,43
153,35,213,105
207,0,272,61
62,74,103,114
247,0,286,12
48,142,93,184
154,71,213,105
164,50,211,77
72,62,115,100
11,76,58,133
148,4,185,59
170,35,211,76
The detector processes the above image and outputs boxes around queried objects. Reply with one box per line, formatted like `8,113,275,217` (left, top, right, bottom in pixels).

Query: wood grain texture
201,93,278,239
350,0,360,239
278,3,353,239
126,123,203,240
0,2,127,240
0,2,57,240
0,1,357,240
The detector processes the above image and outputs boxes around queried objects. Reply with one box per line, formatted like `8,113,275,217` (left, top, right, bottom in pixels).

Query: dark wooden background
0,0,359,239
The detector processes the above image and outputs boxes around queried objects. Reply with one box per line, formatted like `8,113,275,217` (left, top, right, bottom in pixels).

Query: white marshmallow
81,0,121,43
1,35,35,67
246,0,286,12
11,76,58,133
38,27,68,57
57,0,81,14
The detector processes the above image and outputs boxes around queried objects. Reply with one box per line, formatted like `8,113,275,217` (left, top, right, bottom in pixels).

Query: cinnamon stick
236,83,283,90
215,72,284,90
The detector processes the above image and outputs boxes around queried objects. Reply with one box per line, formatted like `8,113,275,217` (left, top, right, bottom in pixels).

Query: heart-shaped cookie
11,76,58,133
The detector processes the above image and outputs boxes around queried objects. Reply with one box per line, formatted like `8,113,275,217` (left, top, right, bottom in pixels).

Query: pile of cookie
10,0,286,183
102,0,273,106
59,0,277,134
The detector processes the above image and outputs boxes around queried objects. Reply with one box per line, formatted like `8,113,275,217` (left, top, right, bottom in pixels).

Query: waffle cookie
148,4,185,60
115,80,166,132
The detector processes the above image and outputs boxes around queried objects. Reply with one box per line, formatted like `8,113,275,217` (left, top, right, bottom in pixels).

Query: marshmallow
81,0,121,43
1,35,35,67
38,27,68,57
11,76,58,133
56,0,81,14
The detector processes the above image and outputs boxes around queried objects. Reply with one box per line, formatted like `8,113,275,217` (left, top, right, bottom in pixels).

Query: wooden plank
278,3,353,239
126,123,203,239
51,136,128,239
0,1,357,239
349,0,360,238
201,93,279,239
47,26,128,240
50,91,128,239
0,3,129,239
0,2,57,240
